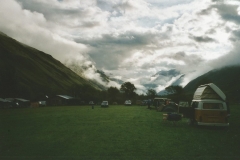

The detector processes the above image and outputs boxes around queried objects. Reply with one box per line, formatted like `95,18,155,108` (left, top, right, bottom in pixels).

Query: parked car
124,100,132,106
89,101,94,105
39,101,46,106
101,101,109,107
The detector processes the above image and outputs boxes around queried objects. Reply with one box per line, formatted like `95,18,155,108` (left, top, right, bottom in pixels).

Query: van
153,98,169,106
124,100,132,106
190,99,230,126
180,83,230,126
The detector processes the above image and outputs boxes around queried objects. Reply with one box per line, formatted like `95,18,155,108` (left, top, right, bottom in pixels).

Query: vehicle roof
57,95,74,100
192,99,226,103
193,83,226,101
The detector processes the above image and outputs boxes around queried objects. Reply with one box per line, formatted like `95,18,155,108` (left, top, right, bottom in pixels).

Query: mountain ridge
0,31,102,100
183,65,240,101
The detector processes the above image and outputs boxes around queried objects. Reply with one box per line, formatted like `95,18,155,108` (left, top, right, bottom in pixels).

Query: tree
107,87,120,103
120,82,136,99
146,89,157,99
165,85,183,102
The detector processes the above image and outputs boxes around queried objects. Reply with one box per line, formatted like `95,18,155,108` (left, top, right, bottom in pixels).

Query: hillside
0,32,102,100
183,65,240,102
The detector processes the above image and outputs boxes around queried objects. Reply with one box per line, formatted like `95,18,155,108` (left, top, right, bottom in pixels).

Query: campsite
1,1,240,159
1,104,240,159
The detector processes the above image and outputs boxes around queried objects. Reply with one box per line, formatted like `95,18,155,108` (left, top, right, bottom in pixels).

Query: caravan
181,83,230,126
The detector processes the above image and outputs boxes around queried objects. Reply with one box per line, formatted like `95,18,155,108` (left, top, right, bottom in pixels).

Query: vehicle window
203,103,223,109
191,102,199,108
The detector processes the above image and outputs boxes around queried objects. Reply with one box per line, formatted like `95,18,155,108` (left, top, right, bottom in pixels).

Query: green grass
1,105,240,160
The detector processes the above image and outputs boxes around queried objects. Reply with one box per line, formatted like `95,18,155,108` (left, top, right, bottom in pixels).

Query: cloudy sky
1,0,240,93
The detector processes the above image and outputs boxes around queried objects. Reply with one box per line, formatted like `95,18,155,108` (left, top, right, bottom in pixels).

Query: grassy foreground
0,105,240,160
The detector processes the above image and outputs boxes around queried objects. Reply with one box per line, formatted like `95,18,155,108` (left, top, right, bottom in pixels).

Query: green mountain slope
183,65,240,102
0,32,102,100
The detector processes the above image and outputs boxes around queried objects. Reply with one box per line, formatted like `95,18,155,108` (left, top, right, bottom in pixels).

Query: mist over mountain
136,69,184,95
183,65,240,101
0,31,103,99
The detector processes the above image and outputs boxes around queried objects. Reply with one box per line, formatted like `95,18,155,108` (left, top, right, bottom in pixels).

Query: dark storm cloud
229,30,240,42
160,52,204,68
140,61,177,70
189,35,216,43
169,52,204,65
214,4,240,24
75,30,170,69
200,2,240,24
113,1,135,12
75,32,148,70
206,28,216,34
197,0,240,24
128,51,204,73
231,30,240,39
76,30,169,48
197,7,212,16
80,21,101,28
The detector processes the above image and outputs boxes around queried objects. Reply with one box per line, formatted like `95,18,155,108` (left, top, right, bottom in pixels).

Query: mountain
96,70,124,86
0,31,102,100
96,70,110,83
183,65,240,101
109,77,124,85
64,63,108,89
140,69,183,95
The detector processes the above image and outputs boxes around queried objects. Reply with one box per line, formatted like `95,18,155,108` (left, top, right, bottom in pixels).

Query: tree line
75,82,185,105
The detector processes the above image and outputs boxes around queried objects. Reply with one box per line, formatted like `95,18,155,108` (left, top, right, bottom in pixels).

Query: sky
0,0,240,94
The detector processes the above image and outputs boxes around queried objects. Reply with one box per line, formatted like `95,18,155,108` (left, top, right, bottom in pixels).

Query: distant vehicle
153,98,168,106
101,101,109,107
39,101,46,106
153,98,177,112
124,100,132,106
89,101,94,105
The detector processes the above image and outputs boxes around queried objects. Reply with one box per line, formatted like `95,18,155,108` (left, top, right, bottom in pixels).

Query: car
101,101,109,107
39,101,46,106
89,101,94,105
124,100,132,106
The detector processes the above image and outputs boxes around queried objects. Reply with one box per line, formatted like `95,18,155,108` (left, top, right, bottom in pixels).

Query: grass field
1,104,240,160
